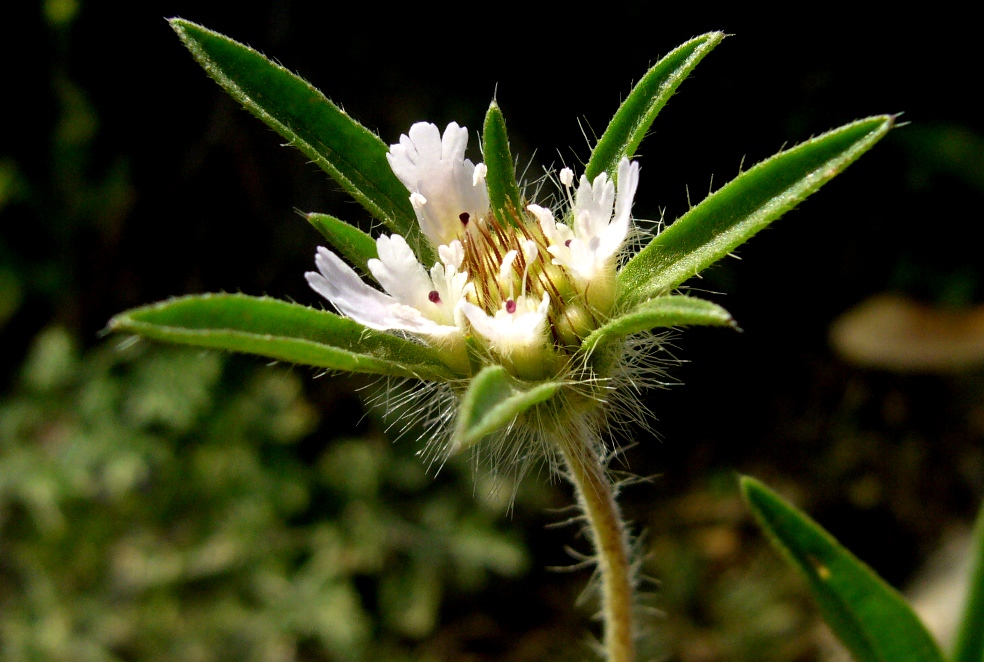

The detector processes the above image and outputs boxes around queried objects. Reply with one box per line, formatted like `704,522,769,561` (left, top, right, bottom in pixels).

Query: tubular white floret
461,292,551,358
535,157,640,285
386,122,490,248
305,237,466,340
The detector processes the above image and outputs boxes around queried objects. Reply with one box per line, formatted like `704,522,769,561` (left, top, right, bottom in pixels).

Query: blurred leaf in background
0,333,530,661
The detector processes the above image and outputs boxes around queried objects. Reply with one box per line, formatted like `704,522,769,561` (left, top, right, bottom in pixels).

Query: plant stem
556,433,635,662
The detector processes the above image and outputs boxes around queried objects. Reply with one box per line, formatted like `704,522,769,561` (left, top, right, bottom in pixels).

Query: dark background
2,2,982,659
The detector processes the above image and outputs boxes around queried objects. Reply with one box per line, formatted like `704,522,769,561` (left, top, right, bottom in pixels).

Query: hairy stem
556,433,635,662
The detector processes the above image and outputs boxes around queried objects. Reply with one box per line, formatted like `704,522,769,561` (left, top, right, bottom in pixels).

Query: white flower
386,122,490,248
461,293,551,357
305,235,472,339
461,240,551,358
530,157,640,284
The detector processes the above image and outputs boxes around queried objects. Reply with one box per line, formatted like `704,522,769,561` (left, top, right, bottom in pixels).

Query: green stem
556,433,635,662
953,495,984,662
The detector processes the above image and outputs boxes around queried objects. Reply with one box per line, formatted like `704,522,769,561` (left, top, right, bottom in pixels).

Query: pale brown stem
557,435,635,662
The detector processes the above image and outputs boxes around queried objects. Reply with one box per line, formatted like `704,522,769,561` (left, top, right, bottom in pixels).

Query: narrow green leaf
453,366,561,452
740,476,946,662
586,32,725,182
306,212,378,275
582,295,735,354
953,495,984,662
108,294,457,381
618,116,894,306
482,101,524,227
169,19,431,262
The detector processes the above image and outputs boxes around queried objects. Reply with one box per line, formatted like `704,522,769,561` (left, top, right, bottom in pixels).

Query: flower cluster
306,122,640,385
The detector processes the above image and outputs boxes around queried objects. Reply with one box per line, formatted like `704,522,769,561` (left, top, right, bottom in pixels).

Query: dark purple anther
505,299,517,314
428,290,441,303
565,239,572,247
459,212,470,225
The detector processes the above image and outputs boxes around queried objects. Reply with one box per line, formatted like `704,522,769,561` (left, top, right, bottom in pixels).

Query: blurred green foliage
0,331,528,661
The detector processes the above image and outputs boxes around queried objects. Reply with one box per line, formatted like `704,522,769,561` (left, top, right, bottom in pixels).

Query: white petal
528,204,555,237
499,250,518,281
461,302,498,341
472,162,487,186
574,171,616,241
306,248,407,330
521,239,538,264
596,158,640,260
438,240,464,270
369,235,434,312
307,247,460,337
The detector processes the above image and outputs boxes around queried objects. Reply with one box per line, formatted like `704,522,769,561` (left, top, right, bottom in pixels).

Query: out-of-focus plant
0,0,134,339
107,20,892,660
0,330,527,661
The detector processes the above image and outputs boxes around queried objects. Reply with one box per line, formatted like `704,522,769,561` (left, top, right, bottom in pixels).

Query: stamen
560,167,574,187
428,290,441,303
505,299,517,314
521,239,538,264
520,239,537,299
499,250,518,280
565,239,572,247
561,168,576,210
459,212,470,225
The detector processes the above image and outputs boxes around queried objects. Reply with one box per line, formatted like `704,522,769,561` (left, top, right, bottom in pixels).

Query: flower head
309,122,642,389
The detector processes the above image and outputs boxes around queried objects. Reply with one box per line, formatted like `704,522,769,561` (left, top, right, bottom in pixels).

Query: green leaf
306,212,378,275
169,19,431,262
453,366,561,452
586,32,725,182
582,295,735,354
618,116,895,306
953,495,984,662
740,476,946,662
108,294,457,381
482,101,524,228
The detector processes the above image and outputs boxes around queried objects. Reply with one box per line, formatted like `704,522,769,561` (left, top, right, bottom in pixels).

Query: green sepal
107,294,458,381
453,366,561,452
618,116,895,306
482,101,524,228
582,295,735,354
740,476,946,662
953,495,984,662
306,212,378,276
169,19,433,264
586,32,725,182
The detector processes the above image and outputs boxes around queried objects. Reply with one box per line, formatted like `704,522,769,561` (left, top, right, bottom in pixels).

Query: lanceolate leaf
586,32,725,182
453,366,561,452
482,102,524,228
306,212,378,275
108,294,457,381
618,116,895,306
952,495,984,662
741,476,946,662
169,19,431,262
582,295,735,354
